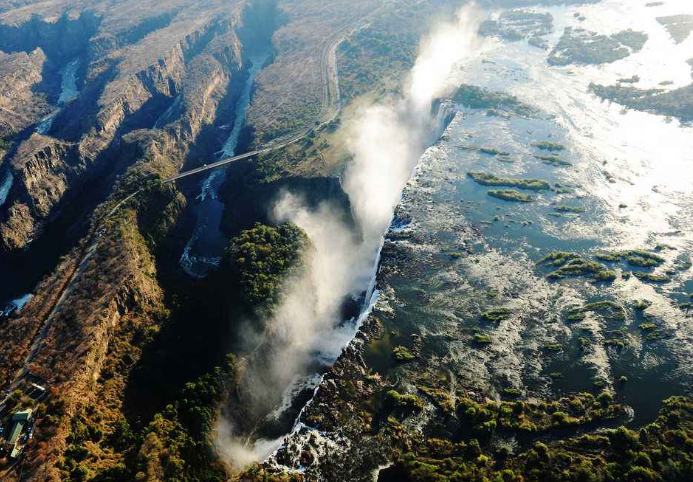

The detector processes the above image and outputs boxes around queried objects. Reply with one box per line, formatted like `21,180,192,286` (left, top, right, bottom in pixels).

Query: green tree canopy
224,223,310,305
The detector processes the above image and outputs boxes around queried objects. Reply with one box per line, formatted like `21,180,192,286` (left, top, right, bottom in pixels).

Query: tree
224,223,310,305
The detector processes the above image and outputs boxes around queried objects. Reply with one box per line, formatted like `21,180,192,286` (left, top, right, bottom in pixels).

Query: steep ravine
0,0,281,317
0,3,285,480
0,0,279,256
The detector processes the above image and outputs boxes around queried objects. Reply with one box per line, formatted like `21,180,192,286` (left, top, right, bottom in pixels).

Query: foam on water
180,54,268,277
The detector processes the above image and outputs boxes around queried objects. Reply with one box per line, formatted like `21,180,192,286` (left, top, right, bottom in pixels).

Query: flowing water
180,54,268,278
0,57,82,315
360,0,693,427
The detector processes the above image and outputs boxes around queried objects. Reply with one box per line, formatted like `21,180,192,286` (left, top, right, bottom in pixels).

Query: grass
468,171,550,191
595,250,665,270
544,343,563,352
589,82,693,124
548,27,648,66
546,259,613,280
604,338,625,348
539,252,616,282
488,189,534,202
386,390,424,411
596,252,622,262
568,313,587,322
539,251,581,266
625,250,665,267
534,141,565,152
594,270,618,281
480,147,510,156
535,154,572,166
393,346,416,362
481,308,512,323
503,388,523,398
568,301,627,323
473,334,493,345
453,84,535,117
553,205,585,214
633,272,670,283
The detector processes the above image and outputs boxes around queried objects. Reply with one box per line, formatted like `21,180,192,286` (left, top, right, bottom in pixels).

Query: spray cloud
217,3,483,469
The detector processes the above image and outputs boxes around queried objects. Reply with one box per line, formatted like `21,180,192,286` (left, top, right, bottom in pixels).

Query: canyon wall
0,0,278,254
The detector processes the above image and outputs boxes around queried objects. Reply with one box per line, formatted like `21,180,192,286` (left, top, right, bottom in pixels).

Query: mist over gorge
1,1,693,482
216,5,483,466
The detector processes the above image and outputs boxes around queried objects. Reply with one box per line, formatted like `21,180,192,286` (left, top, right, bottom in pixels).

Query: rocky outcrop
0,11,98,63
0,0,278,253
0,48,51,137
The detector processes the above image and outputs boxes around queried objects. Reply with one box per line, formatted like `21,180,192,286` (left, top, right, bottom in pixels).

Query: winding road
2,8,380,401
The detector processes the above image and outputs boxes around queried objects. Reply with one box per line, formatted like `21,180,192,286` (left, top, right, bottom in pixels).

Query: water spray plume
216,3,484,469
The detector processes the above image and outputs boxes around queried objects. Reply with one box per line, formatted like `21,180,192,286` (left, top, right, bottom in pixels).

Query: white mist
216,3,484,469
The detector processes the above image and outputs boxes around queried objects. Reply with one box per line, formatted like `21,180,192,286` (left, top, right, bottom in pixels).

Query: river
180,54,269,278
0,58,81,315
361,0,693,427
256,0,693,477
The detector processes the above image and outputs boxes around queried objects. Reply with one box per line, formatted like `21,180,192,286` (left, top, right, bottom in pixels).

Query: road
160,9,356,184
1,8,379,401
161,3,388,184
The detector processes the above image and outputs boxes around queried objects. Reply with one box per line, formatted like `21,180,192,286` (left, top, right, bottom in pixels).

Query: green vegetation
535,154,572,166
224,223,310,305
479,147,510,156
604,338,625,348
596,252,622,262
539,251,581,266
534,141,565,152
503,388,523,398
387,396,693,482
553,205,585,214
458,391,622,435
468,171,550,191
625,250,666,267
539,252,616,282
568,301,627,323
633,272,670,283
634,300,653,310
568,313,587,322
594,250,665,271
589,82,693,123
473,334,493,345
481,308,512,323
61,356,238,482
453,84,535,117
549,27,648,66
479,10,553,46
386,390,425,411
544,343,562,353
337,8,418,101
594,270,618,281
393,346,416,362
488,189,534,203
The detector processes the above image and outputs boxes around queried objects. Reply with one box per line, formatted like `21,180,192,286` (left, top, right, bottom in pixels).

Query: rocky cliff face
0,11,99,63
0,49,51,138
0,1,283,479
0,0,278,254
